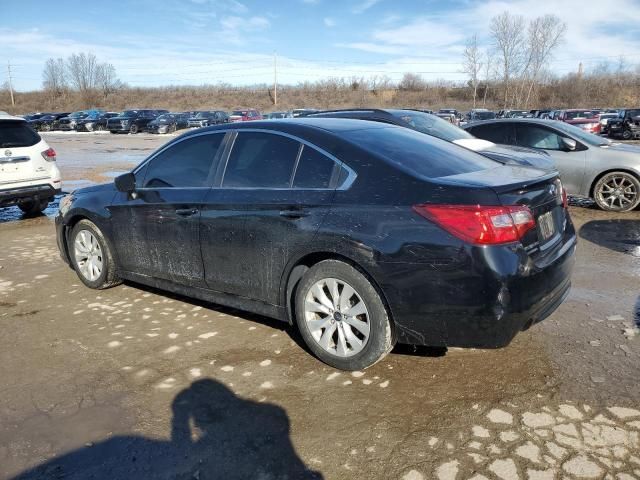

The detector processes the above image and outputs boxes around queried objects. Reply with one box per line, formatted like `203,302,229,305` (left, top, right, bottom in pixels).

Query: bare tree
522,15,566,107
482,51,495,107
490,11,525,108
96,62,122,98
42,58,67,96
463,34,483,108
398,72,426,91
66,53,99,94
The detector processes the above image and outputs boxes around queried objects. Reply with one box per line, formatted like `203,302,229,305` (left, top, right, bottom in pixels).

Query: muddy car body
56,119,576,370
107,110,167,134
607,109,640,140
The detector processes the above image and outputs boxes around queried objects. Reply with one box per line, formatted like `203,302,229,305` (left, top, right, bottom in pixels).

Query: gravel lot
0,132,639,479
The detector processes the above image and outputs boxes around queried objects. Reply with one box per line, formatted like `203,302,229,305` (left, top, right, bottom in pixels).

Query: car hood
454,139,555,170
599,142,640,154
150,119,174,125
73,182,116,195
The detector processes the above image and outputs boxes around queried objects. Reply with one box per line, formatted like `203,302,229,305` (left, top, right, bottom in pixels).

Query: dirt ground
0,132,639,480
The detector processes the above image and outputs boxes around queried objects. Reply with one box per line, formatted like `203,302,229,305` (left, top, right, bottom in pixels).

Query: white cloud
324,17,336,27
352,0,382,14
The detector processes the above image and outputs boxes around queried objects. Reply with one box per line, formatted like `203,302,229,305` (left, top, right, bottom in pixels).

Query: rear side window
142,133,224,188
293,146,336,189
0,121,41,148
347,126,499,179
223,132,300,188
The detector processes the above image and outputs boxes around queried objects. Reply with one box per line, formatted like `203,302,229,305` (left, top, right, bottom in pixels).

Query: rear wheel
129,124,139,134
19,198,49,216
70,219,121,289
295,260,394,370
593,172,640,211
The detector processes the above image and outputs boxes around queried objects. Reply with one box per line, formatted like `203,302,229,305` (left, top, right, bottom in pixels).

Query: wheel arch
281,251,396,341
61,211,119,267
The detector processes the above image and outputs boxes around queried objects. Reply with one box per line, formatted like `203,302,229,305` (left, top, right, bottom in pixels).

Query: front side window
515,125,563,150
293,146,336,189
223,132,300,188
142,134,224,188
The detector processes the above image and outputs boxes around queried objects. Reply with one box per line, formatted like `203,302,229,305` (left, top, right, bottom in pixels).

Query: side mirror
561,137,577,151
115,172,136,193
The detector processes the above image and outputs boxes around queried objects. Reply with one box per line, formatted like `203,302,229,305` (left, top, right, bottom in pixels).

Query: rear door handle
279,209,309,219
175,208,199,217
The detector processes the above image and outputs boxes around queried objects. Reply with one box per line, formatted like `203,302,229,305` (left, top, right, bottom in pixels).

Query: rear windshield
565,111,594,120
0,121,41,148
474,111,496,119
387,110,474,142
232,111,248,116
346,126,500,179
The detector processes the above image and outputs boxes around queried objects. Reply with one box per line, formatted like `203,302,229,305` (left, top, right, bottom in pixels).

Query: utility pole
7,61,15,107
273,51,277,106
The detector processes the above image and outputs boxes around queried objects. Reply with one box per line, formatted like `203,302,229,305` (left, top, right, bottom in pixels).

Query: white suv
0,113,61,215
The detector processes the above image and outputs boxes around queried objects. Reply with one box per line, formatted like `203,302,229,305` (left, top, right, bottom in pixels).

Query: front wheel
70,219,121,289
295,260,394,370
19,198,49,216
593,172,640,211
622,129,633,140
129,124,139,134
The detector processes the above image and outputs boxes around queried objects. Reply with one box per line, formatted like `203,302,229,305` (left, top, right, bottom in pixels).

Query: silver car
463,118,640,212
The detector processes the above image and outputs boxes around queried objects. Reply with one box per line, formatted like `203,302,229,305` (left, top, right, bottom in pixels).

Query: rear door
513,123,586,194
0,120,47,186
200,131,339,304
109,132,227,287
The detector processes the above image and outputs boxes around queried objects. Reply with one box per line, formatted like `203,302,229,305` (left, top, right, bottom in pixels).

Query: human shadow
11,379,322,480
579,219,640,257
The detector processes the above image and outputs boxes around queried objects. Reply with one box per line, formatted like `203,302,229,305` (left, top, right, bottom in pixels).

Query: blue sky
3,0,640,91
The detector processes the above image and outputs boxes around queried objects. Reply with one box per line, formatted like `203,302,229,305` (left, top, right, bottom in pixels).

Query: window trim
217,128,356,191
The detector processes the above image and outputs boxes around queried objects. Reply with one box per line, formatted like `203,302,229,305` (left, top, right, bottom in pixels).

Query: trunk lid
439,165,567,254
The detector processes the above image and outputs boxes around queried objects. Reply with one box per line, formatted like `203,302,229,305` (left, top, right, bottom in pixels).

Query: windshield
565,111,594,120
628,109,640,118
552,120,610,146
69,112,88,118
232,111,248,116
195,112,214,118
157,114,175,121
121,110,139,117
388,110,474,142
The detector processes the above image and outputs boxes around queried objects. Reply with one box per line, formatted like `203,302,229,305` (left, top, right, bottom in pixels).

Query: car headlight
59,194,74,215
85,122,94,130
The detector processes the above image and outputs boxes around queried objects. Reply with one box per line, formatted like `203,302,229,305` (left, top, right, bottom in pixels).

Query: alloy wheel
304,278,370,357
74,230,104,282
596,174,638,210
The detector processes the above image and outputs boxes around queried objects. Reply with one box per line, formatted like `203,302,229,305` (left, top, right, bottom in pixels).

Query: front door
109,132,227,287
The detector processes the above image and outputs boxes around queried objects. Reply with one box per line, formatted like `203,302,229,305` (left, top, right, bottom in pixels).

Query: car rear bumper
378,222,577,348
0,184,61,206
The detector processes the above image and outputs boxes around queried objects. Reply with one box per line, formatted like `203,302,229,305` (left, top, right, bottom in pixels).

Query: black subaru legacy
55,119,576,370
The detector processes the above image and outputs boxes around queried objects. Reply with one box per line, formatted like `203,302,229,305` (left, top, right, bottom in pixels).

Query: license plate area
537,211,555,241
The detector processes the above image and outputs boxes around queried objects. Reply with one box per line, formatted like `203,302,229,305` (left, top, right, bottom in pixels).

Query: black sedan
187,111,230,128
55,119,576,370
145,113,190,134
28,112,70,131
75,112,120,132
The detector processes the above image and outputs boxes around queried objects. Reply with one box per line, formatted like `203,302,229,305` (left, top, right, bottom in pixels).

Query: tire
95,124,104,131
42,124,51,132
294,259,394,370
129,124,139,134
622,129,633,140
19,198,49,216
593,171,640,212
170,124,177,133
69,219,121,289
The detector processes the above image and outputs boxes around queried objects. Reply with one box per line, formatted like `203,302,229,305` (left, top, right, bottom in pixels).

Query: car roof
462,118,558,128
0,112,26,121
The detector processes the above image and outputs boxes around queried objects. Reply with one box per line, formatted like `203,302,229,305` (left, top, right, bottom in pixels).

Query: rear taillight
562,186,568,209
41,147,56,162
413,204,536,245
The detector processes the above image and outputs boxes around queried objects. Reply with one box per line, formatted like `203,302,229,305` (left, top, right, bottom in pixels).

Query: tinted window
347,126,499,179
387,110,474,142
467,123,511,144
0,121,41,148
515,125,563,150
293,146,336,189
223,132,300,188
142,134,224,188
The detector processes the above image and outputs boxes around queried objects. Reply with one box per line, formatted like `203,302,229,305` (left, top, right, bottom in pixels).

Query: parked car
0,112,61,215
187,111,230,128
75,112,119,132
106,109,167,134
57,110,105,131
55,118,575,370
597,113,620,136
555,109,600,134
436,112,459,126
145,113,191,134
28,112,71,131
467,109,496,122
264,111,293,119
303,109,553,169
607,109,640,140
464,118,640,211
229,109,263,122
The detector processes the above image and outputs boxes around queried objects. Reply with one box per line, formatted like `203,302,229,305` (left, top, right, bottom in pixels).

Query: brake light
562,186,568,209
413,204,536,245
41,147,56,162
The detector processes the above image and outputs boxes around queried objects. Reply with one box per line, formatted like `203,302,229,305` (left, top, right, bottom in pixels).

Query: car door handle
175,208,199,217
279,209,309,219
